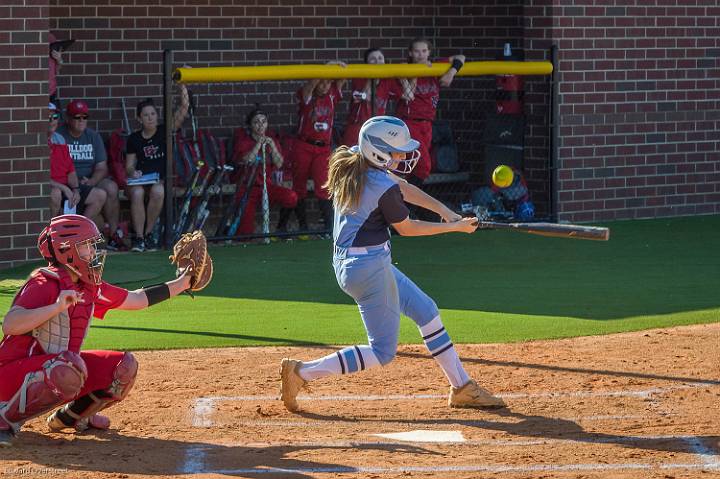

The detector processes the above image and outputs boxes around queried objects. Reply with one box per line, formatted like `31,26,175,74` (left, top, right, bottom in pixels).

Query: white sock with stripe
298,345,381,382
419,316,470,388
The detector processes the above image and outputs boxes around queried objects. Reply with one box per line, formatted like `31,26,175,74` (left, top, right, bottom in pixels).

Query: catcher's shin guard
47,352,137,431
0,351,87,432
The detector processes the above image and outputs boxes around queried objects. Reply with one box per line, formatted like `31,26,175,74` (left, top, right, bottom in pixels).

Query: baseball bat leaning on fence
214,165,249,237
188,90,202,160
192,164,233,232
475,220,610,241
121,98,131,136
226,159,261,237
173,163,203,242
261,145,270,244
215,159,260,237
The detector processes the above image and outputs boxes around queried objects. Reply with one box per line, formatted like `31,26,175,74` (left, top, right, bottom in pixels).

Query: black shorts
76,184,95,215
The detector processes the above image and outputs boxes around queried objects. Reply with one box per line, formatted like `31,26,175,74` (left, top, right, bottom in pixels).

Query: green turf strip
1,215,718,350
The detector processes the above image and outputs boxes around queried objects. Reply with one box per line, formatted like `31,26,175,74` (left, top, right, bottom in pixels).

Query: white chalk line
685,436,720,466
181,436,720,475
194,461,720,476
200,381,711,403
180,434,716,450
224,414,651,429
180,445,207,475
189,382,707,427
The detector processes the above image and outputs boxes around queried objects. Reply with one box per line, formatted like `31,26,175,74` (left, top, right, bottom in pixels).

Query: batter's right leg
280,254,400,412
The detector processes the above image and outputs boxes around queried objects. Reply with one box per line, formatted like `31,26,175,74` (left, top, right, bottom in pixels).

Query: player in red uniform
0,215,191,447
396,38,465,186
341,48,401,148
282,64,346,233
231,108,298,235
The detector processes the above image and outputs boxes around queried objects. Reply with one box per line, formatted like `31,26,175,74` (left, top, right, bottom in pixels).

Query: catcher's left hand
169,230,213,293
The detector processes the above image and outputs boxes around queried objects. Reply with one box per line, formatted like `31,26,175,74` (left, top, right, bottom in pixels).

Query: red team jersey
395,77,441,121
234,132,283,187
296,84,342,144
346,78,400,125
0,267,128,365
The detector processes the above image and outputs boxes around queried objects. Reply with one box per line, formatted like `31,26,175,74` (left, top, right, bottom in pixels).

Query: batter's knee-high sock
419,316,470,388
298,345,381,382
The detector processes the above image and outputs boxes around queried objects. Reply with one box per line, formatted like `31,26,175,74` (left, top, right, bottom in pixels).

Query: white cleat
47,411,110,432
280,358,306,412
449,379,506,409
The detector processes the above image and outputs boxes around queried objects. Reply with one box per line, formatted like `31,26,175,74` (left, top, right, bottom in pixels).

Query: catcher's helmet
358,116,420,174
37,215,107,285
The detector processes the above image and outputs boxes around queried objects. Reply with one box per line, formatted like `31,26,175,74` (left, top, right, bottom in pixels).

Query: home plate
373,430,466,443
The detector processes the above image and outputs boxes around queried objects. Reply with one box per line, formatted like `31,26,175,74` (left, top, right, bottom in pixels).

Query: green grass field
1,215,718,351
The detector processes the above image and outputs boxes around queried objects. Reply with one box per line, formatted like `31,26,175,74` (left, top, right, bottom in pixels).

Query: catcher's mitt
169,230,213,293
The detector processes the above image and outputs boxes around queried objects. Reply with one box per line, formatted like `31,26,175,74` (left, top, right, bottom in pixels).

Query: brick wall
545,0,720,222
48,0,543,200
9,1,715,268
0,2,49,269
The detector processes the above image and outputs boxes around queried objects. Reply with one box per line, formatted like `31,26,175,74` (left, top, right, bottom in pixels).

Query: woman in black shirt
125,87,189,251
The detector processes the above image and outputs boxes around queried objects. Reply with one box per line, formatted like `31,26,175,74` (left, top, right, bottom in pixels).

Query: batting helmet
37,215,107,285
358,116,420,174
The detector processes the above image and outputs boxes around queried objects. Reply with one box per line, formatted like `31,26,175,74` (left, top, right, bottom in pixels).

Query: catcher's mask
358,116,420,174
38,215,107,285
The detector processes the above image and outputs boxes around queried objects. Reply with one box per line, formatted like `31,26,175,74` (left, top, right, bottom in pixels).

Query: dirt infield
2,323,719,478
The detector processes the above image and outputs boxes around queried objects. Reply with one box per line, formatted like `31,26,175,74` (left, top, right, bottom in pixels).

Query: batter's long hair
323,146,369,214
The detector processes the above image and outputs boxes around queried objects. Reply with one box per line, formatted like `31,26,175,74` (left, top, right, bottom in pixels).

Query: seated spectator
49,102,105,218
125,87,189,252
231,108,298,236
57,100,124,250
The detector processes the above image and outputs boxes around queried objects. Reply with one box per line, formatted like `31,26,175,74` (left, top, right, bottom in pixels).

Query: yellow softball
492,165,514,188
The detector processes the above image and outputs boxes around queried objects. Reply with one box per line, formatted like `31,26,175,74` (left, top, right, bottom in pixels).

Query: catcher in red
0,215,209,447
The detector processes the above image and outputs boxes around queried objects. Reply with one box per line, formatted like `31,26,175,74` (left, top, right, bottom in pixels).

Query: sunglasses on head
72,115,89,120
48,113,60,120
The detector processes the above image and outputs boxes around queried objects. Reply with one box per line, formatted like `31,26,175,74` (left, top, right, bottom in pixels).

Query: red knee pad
108,352,138,401
46,351,88,401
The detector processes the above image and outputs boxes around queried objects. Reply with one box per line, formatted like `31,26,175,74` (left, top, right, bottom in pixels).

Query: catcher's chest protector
31,268,96,354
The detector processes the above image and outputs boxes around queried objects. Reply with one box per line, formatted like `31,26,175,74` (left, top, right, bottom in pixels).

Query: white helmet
358,116,421,174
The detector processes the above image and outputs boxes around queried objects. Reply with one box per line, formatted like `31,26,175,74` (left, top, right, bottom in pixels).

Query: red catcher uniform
292,84,341,200
231,129,298,235
342,79,401,147
0,267,129,402
395,77,440,181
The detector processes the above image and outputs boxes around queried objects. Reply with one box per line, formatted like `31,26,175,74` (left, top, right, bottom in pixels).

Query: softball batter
280,116,505,412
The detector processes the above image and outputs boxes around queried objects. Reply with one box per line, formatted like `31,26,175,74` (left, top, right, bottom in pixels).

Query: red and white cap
66,99,89,117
